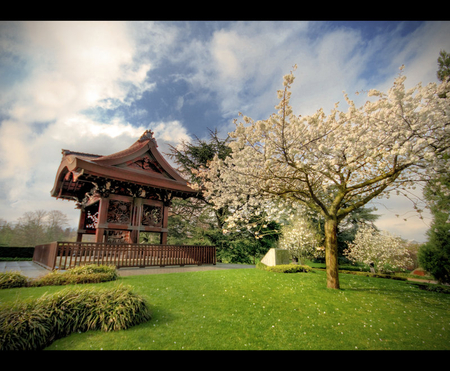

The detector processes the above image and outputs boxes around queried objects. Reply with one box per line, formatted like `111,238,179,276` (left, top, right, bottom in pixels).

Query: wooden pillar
76,209,85,242
131,198,142,244
160,204,169,244
95,198,108,243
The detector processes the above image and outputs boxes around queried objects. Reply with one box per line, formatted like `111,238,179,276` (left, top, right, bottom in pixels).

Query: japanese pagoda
50,130,198,244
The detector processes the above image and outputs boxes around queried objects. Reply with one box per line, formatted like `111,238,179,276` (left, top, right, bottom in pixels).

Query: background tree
337,206,380,257
278,214,323,265
167,129,277,263
344,223,413,273
437,50,450,83
0,219,14,246
417,50,450,284
418,174,450,283
204,65,450,289
3,210,71,247
167,128,232,229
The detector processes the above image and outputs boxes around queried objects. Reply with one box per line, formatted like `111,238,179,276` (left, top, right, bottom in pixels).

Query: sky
1,20,449,243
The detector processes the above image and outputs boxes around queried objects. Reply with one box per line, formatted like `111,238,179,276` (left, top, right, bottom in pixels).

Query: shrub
0,284,152,350
259,263,313,274
409,281,450,294
0,271,30,289
338,269,407,281
418,242,450,285
0,264,118,289
32,264,118,287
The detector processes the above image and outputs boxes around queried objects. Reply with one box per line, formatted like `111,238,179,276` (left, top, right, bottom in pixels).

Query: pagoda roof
51,130,198,202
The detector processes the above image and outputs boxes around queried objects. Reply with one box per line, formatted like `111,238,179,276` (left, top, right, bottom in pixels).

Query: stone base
261,248,290,266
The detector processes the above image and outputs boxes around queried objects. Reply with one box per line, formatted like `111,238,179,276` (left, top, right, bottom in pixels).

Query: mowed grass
1,268,449,350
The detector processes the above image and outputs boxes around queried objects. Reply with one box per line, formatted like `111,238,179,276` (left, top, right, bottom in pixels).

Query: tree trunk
324,217,340,289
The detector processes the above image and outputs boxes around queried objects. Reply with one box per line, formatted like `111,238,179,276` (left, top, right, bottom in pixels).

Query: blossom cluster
200,65,450,237
278,215,323,264
343,223,413,273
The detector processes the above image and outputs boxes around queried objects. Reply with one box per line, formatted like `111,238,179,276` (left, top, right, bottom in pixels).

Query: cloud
1,20,449,242
0,21,190,226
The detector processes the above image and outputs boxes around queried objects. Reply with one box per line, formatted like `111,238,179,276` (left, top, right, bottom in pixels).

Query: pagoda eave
51,156,197,202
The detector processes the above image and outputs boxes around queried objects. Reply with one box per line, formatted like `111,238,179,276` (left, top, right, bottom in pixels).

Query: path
0,261,255,279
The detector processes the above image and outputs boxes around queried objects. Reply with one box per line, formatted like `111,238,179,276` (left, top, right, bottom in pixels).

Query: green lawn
1,268,449,350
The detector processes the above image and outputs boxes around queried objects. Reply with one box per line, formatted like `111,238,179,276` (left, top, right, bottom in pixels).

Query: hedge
0,246,34,259
257,262,313,273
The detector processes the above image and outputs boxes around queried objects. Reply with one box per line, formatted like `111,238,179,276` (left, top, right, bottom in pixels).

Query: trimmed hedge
0,284,152,350
0,246,34,259
409,281,450,294
335,269,408,281
257,262,313,273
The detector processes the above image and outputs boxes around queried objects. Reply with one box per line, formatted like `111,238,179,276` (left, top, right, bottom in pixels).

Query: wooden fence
33,242,216,271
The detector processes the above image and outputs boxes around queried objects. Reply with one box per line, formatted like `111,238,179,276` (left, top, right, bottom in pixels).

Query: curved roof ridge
92,130,156,162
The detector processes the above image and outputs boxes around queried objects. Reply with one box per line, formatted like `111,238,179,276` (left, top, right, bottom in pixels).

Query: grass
1,267,449,350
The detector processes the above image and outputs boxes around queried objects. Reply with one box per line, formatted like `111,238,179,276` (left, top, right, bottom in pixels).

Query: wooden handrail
33,242,216,270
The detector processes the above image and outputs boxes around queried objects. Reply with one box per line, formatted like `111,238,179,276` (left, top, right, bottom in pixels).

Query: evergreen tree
418,50,450,283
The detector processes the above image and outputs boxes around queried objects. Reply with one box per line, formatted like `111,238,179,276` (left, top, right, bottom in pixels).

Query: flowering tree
278,215,323,265
344,223,413,273
204,65,450,289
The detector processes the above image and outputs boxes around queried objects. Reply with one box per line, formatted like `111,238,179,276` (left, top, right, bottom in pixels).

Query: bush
409,281,450,294
0,271,30,289
0,284,152,350
32,264,118,287
0,264,118,289
257,263,313,274
418,242,450,285
338,269,407,281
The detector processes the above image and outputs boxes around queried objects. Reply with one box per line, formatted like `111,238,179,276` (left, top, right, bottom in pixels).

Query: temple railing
33,242,216,271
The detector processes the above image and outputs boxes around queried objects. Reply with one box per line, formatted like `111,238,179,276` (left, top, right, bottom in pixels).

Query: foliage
415,51,450,284
418,242,450,284
0,284,151,350
32,264,118,287
258,263,313,273
437,49,450,83
336,206,380,255
202,65,450,289
418,173,450,284
0,271,30,289
344,224,413,274
167,132,279,263
167,128,233,229
0,264,118,289
0,210,74,247
278,214,323,264
206,225,276,264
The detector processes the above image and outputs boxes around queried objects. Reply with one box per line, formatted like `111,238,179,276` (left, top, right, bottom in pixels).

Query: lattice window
107,200,131,224
142,205,162,227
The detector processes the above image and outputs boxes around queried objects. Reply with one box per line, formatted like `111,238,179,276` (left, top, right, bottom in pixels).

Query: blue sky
1,20,449,242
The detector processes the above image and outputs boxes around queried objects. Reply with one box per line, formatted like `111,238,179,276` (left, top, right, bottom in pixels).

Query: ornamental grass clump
0,284,151,350
32,264,118,287
0,271,30,289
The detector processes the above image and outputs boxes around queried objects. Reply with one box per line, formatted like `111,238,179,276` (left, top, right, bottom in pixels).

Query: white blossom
344,223,413,273
199,65,450,288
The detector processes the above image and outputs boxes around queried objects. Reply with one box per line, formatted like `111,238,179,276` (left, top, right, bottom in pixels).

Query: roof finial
139,130,154,142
